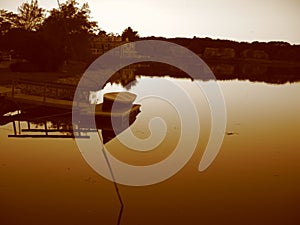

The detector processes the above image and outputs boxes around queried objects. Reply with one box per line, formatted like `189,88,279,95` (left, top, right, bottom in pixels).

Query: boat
102,92,137,111
80,91,140,132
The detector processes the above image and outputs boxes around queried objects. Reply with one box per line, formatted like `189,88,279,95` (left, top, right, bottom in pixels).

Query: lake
1,76,300,225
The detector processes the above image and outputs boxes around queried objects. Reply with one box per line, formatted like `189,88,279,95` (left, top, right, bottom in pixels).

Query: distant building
0,50,13,69
0,51,12,61
90,34,137,58
89,34,139,86
242,49,269,60
203,48,235,59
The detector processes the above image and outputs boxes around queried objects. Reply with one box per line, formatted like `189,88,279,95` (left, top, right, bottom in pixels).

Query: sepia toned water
1,76,300,225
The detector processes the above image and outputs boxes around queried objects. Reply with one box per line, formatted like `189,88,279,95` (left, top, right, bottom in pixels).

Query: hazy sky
1,0,300,44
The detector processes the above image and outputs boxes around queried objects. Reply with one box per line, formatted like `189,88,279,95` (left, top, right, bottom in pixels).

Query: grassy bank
0,61,87,85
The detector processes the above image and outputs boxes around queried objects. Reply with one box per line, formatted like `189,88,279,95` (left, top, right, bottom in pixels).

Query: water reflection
0,76,300,225
0,98,141,144
109,62,300,88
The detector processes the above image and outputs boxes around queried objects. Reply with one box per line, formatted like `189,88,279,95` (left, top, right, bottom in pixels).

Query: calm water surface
1,77,300,225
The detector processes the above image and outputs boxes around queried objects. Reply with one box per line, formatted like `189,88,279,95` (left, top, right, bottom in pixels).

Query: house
0,51,13,69
90,34,137,58
242,49,269,60
203,48,235,59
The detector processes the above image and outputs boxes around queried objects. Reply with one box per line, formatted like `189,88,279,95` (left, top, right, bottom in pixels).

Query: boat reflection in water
0,91,141,144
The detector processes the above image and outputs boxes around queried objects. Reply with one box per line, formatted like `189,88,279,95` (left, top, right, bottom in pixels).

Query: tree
41,0,98,62
42,0,98,37
0,10,17,35
6,29,64,72
121,27,139,41
0,1,44,35
15,0,45,31
1,0,99,71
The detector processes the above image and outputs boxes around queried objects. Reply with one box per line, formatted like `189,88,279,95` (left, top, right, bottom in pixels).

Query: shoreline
1,57,299,86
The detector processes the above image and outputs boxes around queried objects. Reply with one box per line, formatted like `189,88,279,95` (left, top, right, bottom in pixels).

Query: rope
97,130,124,225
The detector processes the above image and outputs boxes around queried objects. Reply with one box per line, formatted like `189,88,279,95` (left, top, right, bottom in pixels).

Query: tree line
0,0,99,71
0,0,139,72
0,0,299,72
141,36,300,62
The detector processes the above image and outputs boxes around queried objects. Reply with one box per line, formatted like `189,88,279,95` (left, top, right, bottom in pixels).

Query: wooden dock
0,79,89,110
0,80,141,140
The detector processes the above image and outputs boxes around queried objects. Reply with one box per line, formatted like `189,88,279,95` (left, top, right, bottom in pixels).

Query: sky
1,0,300,44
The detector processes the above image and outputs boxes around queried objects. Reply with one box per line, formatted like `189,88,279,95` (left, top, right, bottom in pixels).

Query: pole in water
97,130,124,225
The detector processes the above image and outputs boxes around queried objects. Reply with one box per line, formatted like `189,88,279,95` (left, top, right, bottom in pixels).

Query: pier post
44,122,48,136
12,121,17,135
